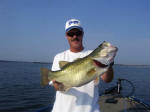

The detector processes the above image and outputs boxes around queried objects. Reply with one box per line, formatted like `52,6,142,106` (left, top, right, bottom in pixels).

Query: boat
99,78,150,112
36,78,150,112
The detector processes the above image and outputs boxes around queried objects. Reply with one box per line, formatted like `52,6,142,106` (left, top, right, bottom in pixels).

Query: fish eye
103,42,112,48
102,42,108,48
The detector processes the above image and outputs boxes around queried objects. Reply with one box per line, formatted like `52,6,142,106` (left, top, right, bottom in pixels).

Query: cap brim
66,26,83,32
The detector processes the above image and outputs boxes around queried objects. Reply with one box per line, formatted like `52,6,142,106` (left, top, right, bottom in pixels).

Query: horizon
1,60,150,66
0,0,150,65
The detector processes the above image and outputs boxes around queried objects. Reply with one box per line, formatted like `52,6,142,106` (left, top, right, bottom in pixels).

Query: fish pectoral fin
59,61,70,68
40,68,50,86
54,82,71,92
87,68,96,77
94,76,100,86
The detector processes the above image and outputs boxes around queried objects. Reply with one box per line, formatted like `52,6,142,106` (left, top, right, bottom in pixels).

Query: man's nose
72,35,77,39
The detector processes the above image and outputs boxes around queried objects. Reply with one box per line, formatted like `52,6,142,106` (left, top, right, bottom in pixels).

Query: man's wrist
110,61,114,67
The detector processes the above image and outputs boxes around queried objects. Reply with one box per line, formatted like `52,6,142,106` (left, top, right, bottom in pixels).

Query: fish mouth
93,60,109,68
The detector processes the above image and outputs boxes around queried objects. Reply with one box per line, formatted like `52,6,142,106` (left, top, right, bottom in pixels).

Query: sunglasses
67,31,83,37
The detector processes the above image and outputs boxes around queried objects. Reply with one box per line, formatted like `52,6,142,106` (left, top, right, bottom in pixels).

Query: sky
0,0,150,65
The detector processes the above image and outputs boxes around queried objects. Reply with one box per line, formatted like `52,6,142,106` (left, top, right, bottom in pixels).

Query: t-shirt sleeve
51,55,61,71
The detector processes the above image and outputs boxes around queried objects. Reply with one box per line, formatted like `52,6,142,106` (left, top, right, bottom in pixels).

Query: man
51,19,114,112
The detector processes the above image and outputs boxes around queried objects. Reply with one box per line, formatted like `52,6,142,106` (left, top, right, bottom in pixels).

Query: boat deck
36,95,150,112
99,95,150,112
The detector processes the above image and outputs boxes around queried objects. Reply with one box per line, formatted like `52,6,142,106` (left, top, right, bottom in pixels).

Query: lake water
0,61,150,112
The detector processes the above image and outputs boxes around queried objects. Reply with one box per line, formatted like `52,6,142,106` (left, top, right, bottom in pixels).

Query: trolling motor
103,78,135,104
104,78,135,97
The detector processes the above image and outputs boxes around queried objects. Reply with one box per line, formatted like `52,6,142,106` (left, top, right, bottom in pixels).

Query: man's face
66,28,83,49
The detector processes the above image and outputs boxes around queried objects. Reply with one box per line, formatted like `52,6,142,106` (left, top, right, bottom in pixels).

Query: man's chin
72,42,81,48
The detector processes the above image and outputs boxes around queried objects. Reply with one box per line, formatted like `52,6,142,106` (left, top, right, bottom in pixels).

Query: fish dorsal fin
73,58,82,62
59,58,82,68
59,61,70,68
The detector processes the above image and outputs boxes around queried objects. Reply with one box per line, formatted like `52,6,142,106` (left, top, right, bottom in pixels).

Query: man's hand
101,61,114,83
52,80,64,91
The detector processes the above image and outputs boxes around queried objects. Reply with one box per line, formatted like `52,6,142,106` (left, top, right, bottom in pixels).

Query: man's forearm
101,66,114,83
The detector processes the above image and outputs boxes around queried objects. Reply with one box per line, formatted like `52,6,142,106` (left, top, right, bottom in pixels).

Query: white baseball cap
65,19,83,32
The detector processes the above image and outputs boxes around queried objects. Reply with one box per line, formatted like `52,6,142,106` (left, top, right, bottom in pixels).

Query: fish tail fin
40,68,50,86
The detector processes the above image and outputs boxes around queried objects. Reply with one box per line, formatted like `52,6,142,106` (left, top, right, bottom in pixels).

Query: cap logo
65,19,83,32
69,21,79,25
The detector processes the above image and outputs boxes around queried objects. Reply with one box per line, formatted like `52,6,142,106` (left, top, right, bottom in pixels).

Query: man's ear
82,32,84,36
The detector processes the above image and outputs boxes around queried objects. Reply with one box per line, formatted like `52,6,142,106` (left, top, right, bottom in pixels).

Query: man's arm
101,66,114,83
100,62,114,83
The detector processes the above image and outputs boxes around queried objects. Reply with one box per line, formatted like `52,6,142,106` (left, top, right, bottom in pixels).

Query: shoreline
0,60,149,66
0,60,51,64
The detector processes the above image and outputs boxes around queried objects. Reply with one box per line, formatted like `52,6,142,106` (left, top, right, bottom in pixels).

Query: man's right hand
52,80,64,91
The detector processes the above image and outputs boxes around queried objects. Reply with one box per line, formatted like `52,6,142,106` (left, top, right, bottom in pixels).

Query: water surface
0,61,149,112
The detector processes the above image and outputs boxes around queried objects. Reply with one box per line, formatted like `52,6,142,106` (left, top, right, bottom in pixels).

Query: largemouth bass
40,41,118,91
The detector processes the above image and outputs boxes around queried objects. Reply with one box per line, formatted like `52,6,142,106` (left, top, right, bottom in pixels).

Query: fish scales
40,41,118,91
52,57,95,87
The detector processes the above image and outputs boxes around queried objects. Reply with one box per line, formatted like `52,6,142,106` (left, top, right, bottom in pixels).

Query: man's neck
70,46,84,53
